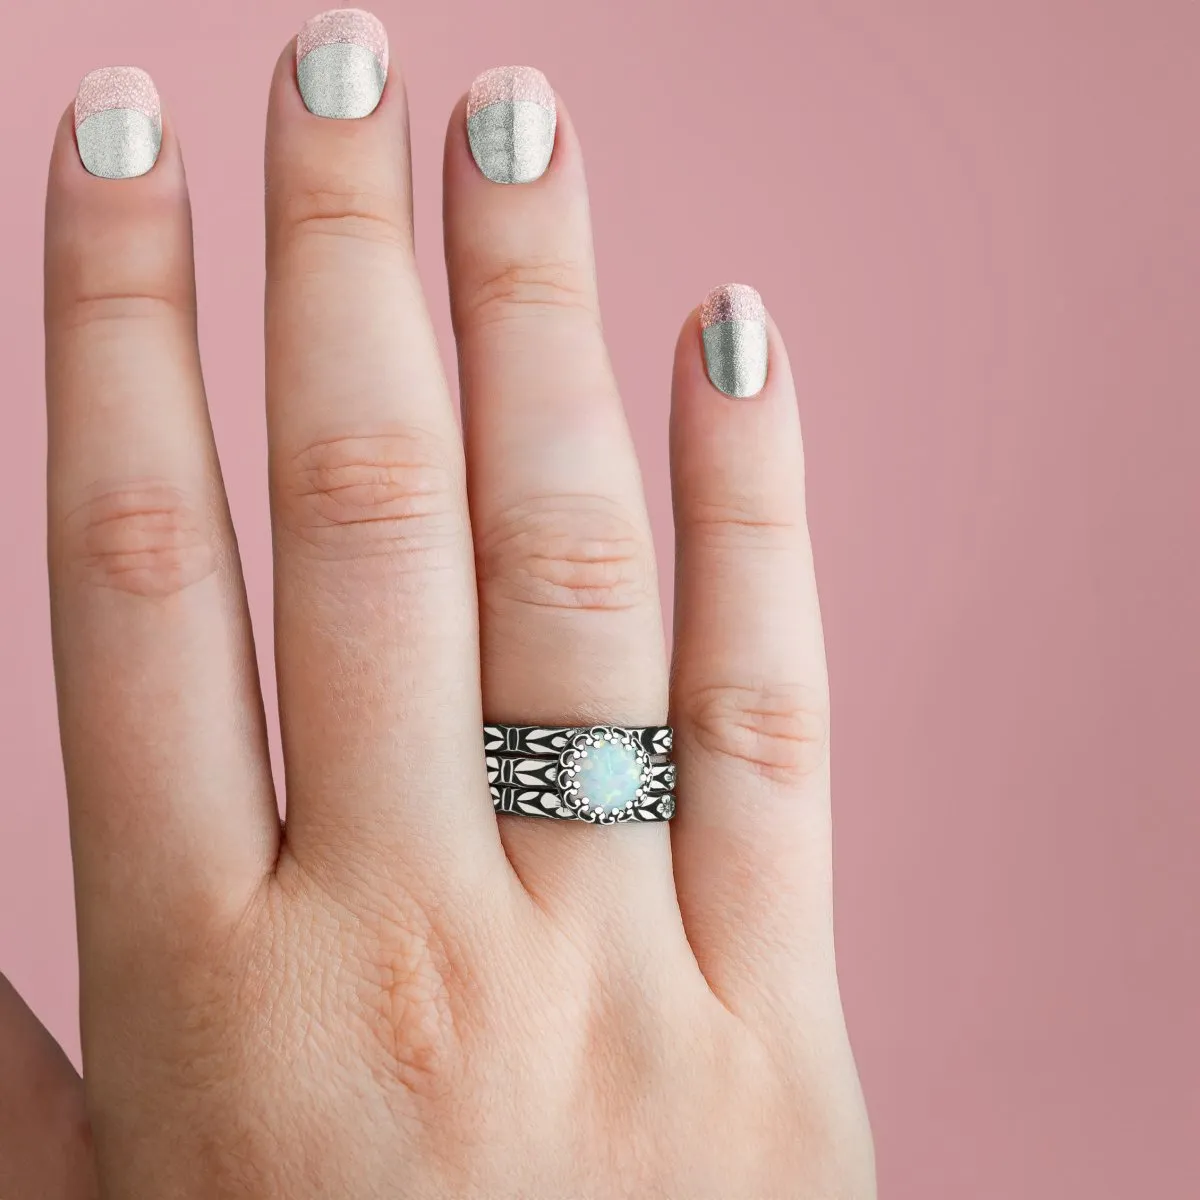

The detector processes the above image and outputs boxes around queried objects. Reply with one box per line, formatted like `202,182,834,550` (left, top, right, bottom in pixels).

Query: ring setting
558,727,654,821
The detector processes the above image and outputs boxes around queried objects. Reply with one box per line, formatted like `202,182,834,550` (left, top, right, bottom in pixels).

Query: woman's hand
2,10,872,1197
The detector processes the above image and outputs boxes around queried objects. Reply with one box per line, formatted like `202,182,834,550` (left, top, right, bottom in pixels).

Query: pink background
2,0,1197,1194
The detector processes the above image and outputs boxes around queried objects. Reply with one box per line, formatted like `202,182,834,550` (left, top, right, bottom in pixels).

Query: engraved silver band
484,724,676,824
484,724,673,758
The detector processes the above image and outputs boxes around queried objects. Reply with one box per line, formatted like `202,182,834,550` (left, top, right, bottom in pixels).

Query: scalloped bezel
557,725,655,823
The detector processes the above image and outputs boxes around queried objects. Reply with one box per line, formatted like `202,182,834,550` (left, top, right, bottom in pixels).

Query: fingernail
296,8,388,119
699,284,769,398
466,66,556,184
74,67,161,179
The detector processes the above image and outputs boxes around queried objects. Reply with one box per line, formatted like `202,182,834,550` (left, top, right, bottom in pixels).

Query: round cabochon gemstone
575,737,643,814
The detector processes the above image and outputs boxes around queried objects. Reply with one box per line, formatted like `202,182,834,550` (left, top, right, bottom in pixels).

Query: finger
445,71,675,914
265,15,499,890
0,975,96,1198
46,72,277,961
669,286,835,1011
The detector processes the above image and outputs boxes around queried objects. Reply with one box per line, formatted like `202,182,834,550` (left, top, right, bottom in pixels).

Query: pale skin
0,37,874,1200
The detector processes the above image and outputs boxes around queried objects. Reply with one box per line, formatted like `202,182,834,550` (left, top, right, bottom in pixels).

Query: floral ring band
484,725,676,824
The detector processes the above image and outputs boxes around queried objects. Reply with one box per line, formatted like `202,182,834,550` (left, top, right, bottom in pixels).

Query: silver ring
484,724,676,824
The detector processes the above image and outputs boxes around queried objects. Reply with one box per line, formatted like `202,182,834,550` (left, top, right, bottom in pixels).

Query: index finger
45,73,277,965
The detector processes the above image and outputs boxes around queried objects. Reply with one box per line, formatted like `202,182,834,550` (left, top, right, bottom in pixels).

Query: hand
3,11,872,1198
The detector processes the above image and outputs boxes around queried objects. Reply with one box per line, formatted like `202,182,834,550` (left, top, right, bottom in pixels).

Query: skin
0,35,874,1200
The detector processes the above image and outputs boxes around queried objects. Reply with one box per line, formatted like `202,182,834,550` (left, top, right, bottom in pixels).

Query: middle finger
265,12,500,892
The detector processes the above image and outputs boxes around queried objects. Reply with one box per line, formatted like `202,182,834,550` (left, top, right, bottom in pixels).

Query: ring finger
443,69,675,918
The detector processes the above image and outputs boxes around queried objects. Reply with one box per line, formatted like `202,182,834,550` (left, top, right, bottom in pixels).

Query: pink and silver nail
296,9,388,119
699,284,768,398
74,67,161,179
466,66,556,184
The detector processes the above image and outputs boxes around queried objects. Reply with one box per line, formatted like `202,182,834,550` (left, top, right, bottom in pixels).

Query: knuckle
684,682,829,785
477,495,655,613
280,431,463,564
62,483,218,598
51,290,190,333
682,496,800,552
282,861,466,1101
357,915,462,1096
460,256,595,330
276,183,410,252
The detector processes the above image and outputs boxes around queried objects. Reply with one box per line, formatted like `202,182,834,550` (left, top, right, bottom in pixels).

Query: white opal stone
574,739,643,814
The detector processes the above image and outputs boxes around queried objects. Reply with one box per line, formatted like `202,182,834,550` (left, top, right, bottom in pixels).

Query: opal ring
483,724,676,823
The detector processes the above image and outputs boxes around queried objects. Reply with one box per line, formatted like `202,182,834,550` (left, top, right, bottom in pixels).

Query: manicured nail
296,9,388,119
699,284,768,398
74,67,161,180
466,66,556,184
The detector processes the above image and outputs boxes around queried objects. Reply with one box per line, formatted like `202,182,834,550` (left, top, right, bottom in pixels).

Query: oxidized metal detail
484,724,676,824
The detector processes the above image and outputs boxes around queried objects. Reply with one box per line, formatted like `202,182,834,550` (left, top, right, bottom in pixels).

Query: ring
484,724,676,824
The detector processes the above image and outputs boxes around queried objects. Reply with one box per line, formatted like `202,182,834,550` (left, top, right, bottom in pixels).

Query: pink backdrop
2,1,1197,1194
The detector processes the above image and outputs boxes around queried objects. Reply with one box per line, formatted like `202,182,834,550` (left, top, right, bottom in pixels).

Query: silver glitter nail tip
466,67,556,184
76,109,162,179
295,10,388,119
297,41,386,119
74,66,162,180
699,284,768,398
